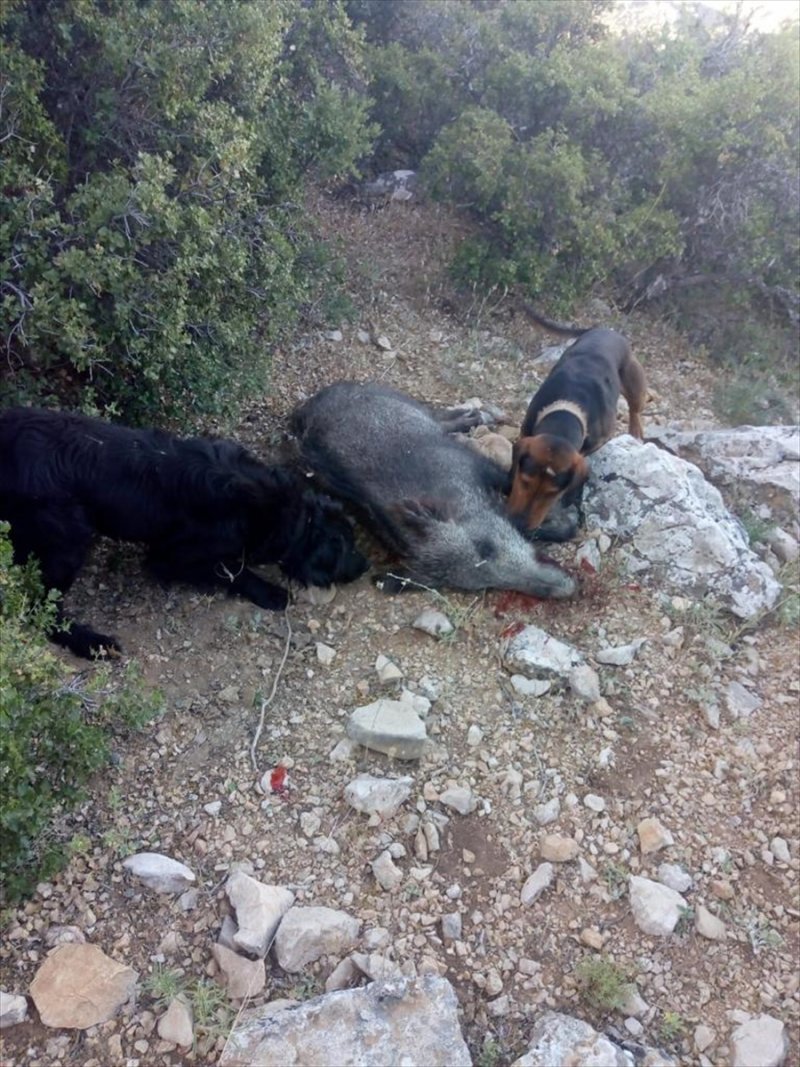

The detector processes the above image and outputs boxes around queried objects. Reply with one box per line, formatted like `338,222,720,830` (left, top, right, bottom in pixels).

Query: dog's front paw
57,624,123,660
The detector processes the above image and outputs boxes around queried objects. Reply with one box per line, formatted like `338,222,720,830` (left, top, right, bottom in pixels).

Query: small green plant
68,833,92,857
737,509,775,547
659,1010,687,1044
476,1036,503,1067
743,913,785,955
602,862,629,900
574,957,633,1013
774,560,800,629
101,826,138,859
191,978,234,1040
143,965,185,1008
291,974,321,1001
675,905,695,935
403,882,423,900
719,853,735,875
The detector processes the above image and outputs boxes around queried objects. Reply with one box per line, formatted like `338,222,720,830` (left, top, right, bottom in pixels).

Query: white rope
249,607,293,773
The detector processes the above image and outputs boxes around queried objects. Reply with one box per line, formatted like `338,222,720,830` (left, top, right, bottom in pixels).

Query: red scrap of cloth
270,766,288,794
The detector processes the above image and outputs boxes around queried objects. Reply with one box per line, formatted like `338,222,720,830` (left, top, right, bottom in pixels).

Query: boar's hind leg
434,407,493,434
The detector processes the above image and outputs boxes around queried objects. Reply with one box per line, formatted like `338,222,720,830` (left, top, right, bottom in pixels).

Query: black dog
0,407,368,658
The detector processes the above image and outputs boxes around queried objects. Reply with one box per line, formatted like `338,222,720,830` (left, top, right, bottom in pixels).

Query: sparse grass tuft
191,978,234,1041
143,965,185,1008
574,956,633,1013
602,861,629,900
713,374,795,428
476,1036,503,1067
659,1009,687,1045
736,508,775,546
774,560,800,630
675,905,695,935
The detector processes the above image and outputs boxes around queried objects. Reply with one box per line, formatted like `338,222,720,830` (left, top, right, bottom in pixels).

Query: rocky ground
1,189,798,1067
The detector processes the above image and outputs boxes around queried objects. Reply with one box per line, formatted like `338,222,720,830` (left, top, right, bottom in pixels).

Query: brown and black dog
509,306,647,534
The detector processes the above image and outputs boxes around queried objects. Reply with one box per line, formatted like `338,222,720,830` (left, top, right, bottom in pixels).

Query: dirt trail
1,190,797,1067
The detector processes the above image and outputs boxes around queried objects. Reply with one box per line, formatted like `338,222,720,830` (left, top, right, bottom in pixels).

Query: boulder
629,875,685,936
30,944,137,1029
0,990,28,1028
219,976,472,1066
225,873,294,959
648,425,800,527
520,864,555,906
212,944,266,1001
347,698,429,759
344,774,414,819
583,437,781,618
512,1011,634,1066
361,170,419,204
730,1013,789,1066
157,996,194,1048
273,907,360,973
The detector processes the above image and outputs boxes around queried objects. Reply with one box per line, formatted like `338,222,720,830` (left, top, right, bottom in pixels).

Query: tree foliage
1,0,797,414
1,0,375,424
351,0,799,360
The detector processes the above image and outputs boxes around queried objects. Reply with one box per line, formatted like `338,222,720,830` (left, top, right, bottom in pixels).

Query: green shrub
353,0,798,358
1,0,375,425
0,523,162,903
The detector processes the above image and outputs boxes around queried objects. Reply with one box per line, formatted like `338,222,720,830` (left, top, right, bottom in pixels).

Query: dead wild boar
290,382,575,600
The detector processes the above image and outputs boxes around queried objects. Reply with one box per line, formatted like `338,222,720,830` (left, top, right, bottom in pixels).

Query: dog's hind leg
9,503,122,658
620,355,647,439
434,407,496,434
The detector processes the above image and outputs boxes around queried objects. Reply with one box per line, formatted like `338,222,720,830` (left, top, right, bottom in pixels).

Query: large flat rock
219,976,472,1066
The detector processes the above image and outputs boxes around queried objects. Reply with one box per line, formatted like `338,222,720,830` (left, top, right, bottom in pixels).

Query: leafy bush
353,0,798,361
1,0,375,425
0,523,162,902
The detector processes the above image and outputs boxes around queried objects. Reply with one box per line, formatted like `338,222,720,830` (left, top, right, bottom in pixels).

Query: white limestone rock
122,852,196,894
225,872,294,959
219,976,472,1067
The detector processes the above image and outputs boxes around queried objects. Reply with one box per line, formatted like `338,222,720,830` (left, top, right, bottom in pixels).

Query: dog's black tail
519,302,592,337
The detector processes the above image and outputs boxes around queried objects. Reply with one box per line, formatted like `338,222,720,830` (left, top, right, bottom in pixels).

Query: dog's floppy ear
511,437,540,478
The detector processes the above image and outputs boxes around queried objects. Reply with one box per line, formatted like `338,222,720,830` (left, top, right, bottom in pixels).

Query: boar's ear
393,497,455,531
